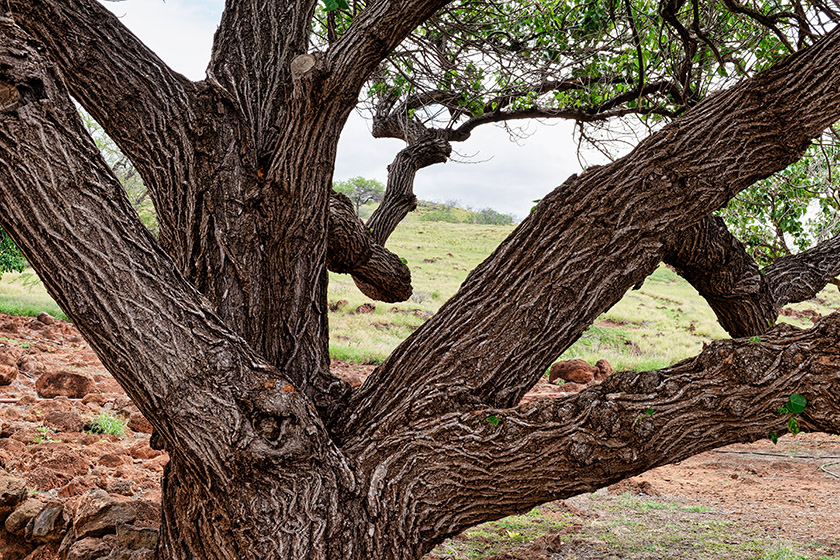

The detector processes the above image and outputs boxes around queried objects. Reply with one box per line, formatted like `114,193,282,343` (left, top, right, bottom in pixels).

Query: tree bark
366,134,452,245
2,5,840,560
337,27,840,448
664,215,840,337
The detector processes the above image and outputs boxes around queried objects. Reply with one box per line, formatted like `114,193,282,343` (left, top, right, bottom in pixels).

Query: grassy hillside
3,208,840,373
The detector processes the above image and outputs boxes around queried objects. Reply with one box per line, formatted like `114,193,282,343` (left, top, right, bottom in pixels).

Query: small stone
549,359,597,384
36,312,55,326
35,370,95,399
0,364,17,385
355,303,375,314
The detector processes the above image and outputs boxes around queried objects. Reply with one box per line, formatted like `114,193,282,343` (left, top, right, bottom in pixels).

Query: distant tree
0,225,25,279
473,208,515,225
333,176,385,216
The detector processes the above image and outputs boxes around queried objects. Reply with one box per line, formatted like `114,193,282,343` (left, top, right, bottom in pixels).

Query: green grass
85,411,128,437
0,271,67,319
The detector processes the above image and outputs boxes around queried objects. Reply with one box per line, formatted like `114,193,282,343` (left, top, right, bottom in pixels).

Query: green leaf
786,393,807,414
777,406,789,415
400,257,408,265
644,408,655,416
769,431,779,445
486,415,501,426
748,336,761,343
787,417,800,436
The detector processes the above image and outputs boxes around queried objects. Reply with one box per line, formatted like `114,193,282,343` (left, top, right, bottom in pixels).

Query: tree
0,3,839,560
0,225,25,279
334,176,386,216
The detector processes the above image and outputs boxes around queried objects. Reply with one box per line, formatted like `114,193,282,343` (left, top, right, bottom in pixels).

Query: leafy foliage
85,411,128,437
333,176,386,216
719,133,840,265
0,226,25,279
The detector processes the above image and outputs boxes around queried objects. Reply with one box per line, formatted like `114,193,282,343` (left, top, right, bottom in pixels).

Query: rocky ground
0,313,838,559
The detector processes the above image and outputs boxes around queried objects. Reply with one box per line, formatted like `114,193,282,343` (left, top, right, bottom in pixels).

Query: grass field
3,204,840,373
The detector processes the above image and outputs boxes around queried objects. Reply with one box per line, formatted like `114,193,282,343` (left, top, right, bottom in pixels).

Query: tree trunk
1,5,840,560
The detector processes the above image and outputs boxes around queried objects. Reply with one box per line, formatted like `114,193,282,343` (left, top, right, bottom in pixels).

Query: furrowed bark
329,191,413,302
366,135,452,245
0,19,362,559
664,215,840,337
664,215,778,337
5,0,198,258
338,27,840,448
351,315,840,557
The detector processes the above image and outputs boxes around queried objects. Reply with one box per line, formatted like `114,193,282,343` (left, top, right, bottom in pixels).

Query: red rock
5,498,45,535
549,359,597,384
140,454,168,473
36,313,55,326
127,413,152,434
73,489,136,539
0,364,17,385
594,359,613,381
44,411,84,432
355,303,376,314
17,355,46,375
66,535,117,560
0,470,27,520
128,442,160,461
35,370,94,399
97,454,127,468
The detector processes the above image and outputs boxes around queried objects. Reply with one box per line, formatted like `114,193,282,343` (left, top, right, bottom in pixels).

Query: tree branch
0,16,351,483
366,135,452,245
6,0,199,250
326,0,453,96
208,0,319,159
351,315,840,555
664,216,840,337
328,192,413,302
336,27,840,445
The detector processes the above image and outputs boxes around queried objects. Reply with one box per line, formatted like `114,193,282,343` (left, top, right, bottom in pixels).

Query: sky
101,0,590,219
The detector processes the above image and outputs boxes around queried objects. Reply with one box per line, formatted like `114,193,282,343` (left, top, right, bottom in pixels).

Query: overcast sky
102,0,592,219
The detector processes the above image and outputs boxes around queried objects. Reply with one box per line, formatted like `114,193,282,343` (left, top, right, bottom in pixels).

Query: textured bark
338,28,840,448
366,135,452,245
0,20,361,559
1,4,840,560
328,192,413,301
349,317,840,553
664,215,840,337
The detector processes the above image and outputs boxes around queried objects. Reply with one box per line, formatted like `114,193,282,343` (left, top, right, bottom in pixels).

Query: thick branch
0,15,349,481
208,0,319,158
326,0,453,95
6,0,198,251
366,135,452,245
354,315,840,555
338,27,840,448
664,215,840,337
664,215,777,337
328,192,413,302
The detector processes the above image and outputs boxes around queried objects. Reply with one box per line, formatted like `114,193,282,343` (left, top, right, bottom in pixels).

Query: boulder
44,410,85,433
26,503,68,543
115,523,158,551
0,470,27,520
66,535,117,560
6,498,45,535
74,489,136,539
126,413,152,435
35,370,94,399
35,313,55,326
594,359,613,381
549,359,597,384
